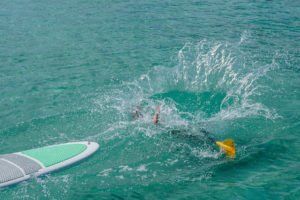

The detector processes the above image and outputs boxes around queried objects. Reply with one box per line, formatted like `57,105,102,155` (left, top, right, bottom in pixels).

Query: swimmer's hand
152,105,160,124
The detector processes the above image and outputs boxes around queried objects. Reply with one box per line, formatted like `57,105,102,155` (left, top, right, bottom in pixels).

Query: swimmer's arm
152,105,160,124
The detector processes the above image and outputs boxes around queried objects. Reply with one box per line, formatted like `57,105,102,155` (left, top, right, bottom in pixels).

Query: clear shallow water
0,0,300,199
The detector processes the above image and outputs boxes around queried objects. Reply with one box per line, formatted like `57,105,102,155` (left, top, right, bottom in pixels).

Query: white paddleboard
0,141,99,188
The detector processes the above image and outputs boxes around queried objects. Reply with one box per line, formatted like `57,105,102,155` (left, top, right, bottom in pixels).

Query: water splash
94,39,278,131
90,38,281,185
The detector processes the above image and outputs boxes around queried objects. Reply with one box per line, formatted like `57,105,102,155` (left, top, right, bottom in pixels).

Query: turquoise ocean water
1,0,300,199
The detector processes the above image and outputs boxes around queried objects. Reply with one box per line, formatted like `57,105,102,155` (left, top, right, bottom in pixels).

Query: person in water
132,105,160,124
132,105,235,157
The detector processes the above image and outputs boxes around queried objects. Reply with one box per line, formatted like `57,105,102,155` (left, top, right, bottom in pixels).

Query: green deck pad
22,144,87,167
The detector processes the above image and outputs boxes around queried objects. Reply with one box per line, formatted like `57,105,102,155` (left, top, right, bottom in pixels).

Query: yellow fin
216,139,236,158
223,139,234,147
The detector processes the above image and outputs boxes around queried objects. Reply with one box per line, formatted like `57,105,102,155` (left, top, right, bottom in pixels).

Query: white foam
98,168,113,177
136,164,147,172
119,165,133,172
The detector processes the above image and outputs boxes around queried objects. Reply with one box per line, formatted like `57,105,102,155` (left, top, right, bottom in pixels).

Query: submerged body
171,128,236,158
132,106,235,158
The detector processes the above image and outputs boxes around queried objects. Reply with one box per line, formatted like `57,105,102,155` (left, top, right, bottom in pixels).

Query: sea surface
0,0,300,199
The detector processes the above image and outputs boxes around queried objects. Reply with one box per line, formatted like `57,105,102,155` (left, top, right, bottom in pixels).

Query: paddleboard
0,141,99,188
